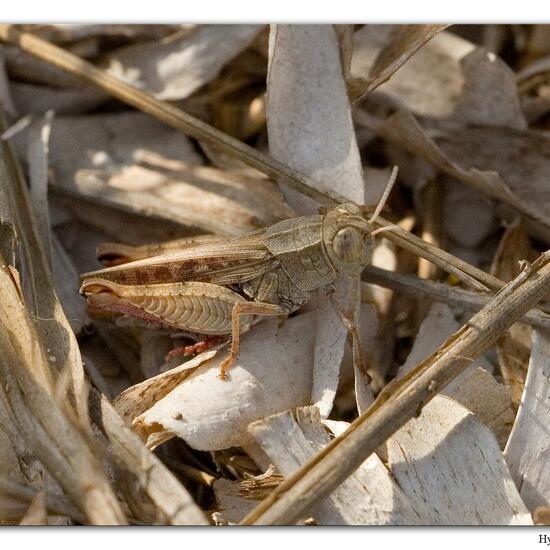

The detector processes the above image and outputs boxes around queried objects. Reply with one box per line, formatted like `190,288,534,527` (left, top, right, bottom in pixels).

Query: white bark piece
133,314,315,451
249,406,421,525
388,395,532,525
505,329,550,512
107,25,262,100
267,25,367,418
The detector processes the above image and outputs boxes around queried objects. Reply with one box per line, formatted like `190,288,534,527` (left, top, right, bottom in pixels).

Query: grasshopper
80,169,398,379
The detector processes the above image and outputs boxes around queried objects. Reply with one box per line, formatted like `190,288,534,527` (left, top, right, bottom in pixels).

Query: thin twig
0,24,513,293
242,251,550,524
363,265,550,329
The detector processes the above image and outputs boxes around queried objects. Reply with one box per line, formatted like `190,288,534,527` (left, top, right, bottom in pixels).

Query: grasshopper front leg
324,287,371,384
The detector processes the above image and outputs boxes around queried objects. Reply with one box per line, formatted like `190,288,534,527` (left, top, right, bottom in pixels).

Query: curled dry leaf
387,395,531,525
131,314,315,451
113,349,217,425
106,25,262,101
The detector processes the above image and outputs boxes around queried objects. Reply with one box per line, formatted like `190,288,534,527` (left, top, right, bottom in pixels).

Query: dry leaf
10,81,105,115
106,25,262,101
40,113,292,237
267,24,364,213
352,25,448,102
505,329,550,512
353,29,526,130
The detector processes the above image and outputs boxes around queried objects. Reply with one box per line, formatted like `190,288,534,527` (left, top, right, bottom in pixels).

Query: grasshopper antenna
368,165,398,225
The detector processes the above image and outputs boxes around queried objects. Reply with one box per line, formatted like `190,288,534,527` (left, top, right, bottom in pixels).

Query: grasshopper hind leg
219,301,289,380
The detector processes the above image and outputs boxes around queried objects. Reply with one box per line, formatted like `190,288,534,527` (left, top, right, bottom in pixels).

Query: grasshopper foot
218,354,237,380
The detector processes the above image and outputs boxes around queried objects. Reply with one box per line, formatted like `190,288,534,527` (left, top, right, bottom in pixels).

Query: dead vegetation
0,23,550,525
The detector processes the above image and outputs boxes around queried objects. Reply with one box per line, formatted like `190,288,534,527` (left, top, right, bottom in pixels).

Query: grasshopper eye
333,226,363,263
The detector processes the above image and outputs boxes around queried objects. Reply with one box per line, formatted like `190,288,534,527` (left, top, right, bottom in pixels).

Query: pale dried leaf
353,29,526,129
132,314,315,450
353,25,448,102
397,302,515,446
267,24,364,214
106,25,262,100
505,329,550,512
41,113,292,236
113,349,217,425
388,395,532,525
442,180,496,248
397,301,493,379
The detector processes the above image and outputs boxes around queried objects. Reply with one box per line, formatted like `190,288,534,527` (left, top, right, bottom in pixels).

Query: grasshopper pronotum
80,169,398,379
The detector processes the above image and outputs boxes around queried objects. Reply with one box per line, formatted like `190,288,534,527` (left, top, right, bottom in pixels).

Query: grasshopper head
322,203,374,275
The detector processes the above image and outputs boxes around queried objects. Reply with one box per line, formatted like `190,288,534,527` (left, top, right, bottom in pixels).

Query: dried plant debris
2,22,550,526
105,25,263,101
505,329,550,513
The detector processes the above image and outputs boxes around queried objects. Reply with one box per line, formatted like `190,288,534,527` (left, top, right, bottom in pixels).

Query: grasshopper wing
80,229,278,286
